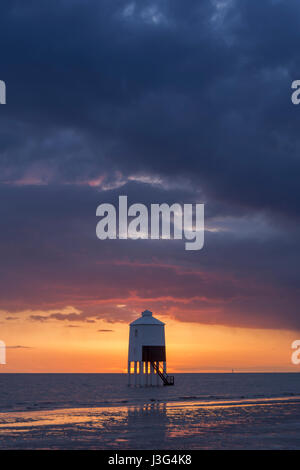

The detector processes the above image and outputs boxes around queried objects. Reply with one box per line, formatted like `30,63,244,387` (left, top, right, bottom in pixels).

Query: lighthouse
128,310,174,387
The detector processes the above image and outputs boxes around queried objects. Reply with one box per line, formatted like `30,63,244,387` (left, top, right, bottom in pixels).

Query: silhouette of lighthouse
128,310,174,386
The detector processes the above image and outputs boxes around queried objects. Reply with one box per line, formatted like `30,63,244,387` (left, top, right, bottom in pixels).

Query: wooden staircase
151,362,174,386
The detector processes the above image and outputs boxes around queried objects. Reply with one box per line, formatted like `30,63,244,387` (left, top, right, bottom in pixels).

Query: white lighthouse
128,310,174,387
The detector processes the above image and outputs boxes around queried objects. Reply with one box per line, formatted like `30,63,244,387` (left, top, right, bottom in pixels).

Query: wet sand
0,396,299,449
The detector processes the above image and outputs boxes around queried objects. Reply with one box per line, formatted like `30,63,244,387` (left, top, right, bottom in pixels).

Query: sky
0,0,300,372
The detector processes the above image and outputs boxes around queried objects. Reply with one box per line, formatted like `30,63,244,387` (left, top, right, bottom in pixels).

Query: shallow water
0,373,299,449
0,373,299,412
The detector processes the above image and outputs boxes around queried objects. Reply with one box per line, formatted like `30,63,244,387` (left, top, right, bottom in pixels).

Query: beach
0,397,300,449
0,373,299,449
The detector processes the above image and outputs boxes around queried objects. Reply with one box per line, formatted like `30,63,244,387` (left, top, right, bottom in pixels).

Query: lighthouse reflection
126,403,168,447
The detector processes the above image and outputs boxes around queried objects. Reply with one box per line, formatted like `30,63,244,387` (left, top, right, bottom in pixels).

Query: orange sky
1,309,299,373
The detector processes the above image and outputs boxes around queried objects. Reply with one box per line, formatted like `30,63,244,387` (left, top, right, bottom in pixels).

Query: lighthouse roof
130,310,165,326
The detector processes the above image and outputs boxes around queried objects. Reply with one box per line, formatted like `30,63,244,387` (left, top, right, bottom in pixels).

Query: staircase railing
151,362,174,386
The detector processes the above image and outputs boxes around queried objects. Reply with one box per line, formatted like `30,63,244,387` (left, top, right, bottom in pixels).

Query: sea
0,373,299,449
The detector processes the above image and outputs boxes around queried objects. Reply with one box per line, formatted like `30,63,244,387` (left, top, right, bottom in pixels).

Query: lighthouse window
135,329,138,337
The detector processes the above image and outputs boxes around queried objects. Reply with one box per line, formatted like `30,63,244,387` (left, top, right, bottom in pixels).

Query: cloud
0,179,297,330
98,329,114,333
29,315,48,323
0,0,299,218
29,311,95,323
0,1,299,331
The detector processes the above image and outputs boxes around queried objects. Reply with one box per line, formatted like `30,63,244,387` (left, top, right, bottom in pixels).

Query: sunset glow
1,312,297,373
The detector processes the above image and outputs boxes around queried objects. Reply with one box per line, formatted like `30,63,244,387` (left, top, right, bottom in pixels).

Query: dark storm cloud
0,1,300,330
0,0,300,217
